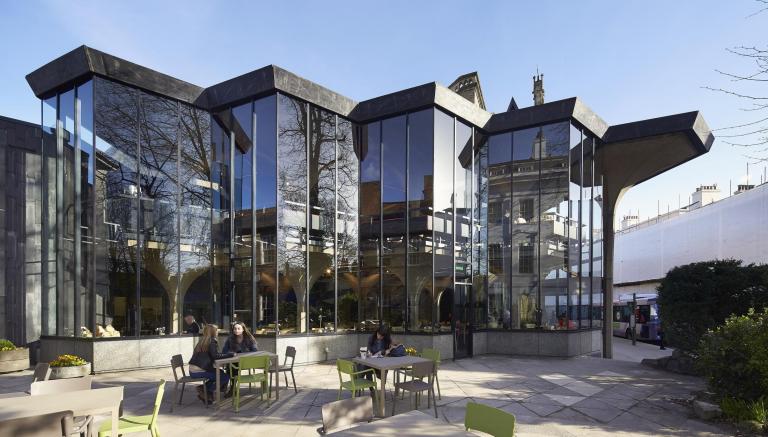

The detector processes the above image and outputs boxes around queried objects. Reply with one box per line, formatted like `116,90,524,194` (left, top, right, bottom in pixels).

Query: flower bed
0,339,29,373
49,354,91,379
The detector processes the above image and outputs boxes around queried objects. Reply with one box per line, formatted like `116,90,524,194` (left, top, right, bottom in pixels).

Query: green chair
420,348,442,400
232,355,271,412
464,402,515,437
98,379,164,437
396,348,442,400
336,359,377,404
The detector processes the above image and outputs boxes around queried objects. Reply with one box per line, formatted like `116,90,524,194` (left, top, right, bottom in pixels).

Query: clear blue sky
1,0,765,221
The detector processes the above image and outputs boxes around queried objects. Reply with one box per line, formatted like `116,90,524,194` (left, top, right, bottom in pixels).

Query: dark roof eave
602,111,715,152
484,97,608,137
26,46,204,103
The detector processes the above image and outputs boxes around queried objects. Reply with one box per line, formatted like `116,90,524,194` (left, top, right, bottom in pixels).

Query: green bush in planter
698,308,768,402
0,339,17,352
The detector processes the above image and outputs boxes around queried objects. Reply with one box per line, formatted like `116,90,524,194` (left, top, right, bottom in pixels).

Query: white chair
30,375,93,396
30,376,94,436
0,409,73,437
32,362,52,382
317,396,374,435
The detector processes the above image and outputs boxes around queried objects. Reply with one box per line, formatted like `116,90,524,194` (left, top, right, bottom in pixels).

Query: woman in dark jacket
222,322,258,354
189,324,231,404
367,324,397,356
221,322,258,397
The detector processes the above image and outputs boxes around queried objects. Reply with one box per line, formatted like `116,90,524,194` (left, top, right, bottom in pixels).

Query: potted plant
0,339,29,373
49,354,91,379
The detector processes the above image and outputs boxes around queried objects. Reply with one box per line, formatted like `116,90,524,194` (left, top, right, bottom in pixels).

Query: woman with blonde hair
189,324,232,404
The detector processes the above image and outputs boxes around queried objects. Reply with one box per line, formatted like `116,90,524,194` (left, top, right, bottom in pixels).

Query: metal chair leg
290,369,297,393
171,382,179,413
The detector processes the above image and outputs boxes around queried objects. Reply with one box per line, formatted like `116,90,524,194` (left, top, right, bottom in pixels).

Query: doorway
454,283,472,358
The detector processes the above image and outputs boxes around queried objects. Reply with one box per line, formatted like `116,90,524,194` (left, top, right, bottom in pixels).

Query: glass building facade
38,74,603,343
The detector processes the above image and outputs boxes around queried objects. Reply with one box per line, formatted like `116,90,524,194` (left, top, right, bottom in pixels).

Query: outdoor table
0,392,28,399
0,386,123,436
328,410,475,436
352,355,432,417
213,350,279,404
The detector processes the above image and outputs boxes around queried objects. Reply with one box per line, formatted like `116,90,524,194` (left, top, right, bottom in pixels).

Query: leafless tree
705,0,768,162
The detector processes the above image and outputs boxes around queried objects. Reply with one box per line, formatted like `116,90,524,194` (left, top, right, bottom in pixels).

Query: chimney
533,73,544,106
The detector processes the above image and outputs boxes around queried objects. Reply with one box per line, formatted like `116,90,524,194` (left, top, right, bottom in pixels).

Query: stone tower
533,73,544,106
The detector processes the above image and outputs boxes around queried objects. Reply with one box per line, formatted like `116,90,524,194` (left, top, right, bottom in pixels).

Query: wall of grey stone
41,336,198,373
486,330,601,357
40,330,602,372
0,116,44,347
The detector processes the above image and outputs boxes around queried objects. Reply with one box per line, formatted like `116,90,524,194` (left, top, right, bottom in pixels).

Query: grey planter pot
49,363,91,379
0,348,29,373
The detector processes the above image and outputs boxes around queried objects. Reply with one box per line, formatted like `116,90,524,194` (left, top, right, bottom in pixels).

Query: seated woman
222,322,258,354
189,324,231,404
222,322,258,397
361,325,403,382
367,324,397,357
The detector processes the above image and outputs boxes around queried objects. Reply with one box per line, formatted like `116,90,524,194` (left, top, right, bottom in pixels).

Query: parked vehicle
612,294,660,341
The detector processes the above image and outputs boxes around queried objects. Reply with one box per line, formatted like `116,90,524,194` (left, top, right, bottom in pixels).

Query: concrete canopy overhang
598,110,714,209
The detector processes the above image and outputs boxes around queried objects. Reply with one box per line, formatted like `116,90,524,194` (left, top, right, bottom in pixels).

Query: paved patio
1,343,734,436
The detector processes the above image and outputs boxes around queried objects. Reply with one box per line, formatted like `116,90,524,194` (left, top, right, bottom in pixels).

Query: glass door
454,283,473,358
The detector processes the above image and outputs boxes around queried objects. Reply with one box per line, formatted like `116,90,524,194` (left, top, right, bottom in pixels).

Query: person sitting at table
183,314,201,335
367,324,399,357
221,322,258,397
222,322,258,354
189,324,232,404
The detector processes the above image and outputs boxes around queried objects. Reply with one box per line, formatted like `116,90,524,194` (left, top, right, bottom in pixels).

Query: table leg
215,366,221,404
111,406,119,436
274,356,280,400
378,370,387,417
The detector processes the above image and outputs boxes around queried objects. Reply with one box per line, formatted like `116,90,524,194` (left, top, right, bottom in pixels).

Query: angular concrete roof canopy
26,46,713,176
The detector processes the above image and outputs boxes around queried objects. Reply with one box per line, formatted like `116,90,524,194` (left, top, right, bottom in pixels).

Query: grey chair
317,396,373,435
0,410,73,437
392,360,437,418
29,376,93,437
30,375,92,396
32,362,51,383
269,346,297,393
170,354,208,411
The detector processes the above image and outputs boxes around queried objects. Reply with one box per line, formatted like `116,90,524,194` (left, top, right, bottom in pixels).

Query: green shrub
721,397,752,422
657,260,768,352
749,398,767,425
0,339,17,351
698,308,768,402
720,396,767,426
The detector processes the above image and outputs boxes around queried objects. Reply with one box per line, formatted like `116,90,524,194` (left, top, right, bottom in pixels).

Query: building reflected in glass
22,46,713,366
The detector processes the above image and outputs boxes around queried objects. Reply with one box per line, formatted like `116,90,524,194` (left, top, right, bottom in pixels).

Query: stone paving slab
0,353,737,436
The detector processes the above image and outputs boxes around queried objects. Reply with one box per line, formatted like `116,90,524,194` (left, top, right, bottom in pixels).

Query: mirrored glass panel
358,122,381,332
381,115,407,332
434,110,454,332
337,117,359,332
179,104,214,330
93,78,140,337
308,107,336,334
407,109,433,333
487,132,511,329
253,95,277,334
232,102,254,330
511,127,541,330
277,94,307,334
539,122,570,330
138,93,179,336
